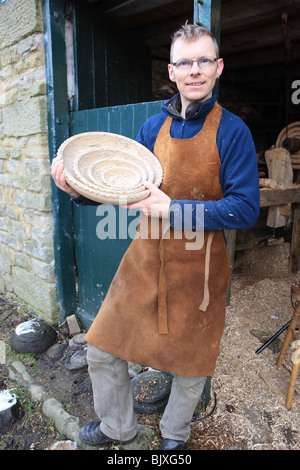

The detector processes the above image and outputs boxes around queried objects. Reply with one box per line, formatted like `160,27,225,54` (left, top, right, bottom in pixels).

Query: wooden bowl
57,132,163,204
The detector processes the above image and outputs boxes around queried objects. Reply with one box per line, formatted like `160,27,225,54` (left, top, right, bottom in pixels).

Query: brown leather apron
85,102,231,376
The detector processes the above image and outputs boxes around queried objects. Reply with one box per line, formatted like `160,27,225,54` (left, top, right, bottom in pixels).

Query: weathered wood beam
221,0,300,34
223,43,300,70
221,15,300,55
290,205,300,273
260,186,300,207
139,13,192,45
103,0,175,17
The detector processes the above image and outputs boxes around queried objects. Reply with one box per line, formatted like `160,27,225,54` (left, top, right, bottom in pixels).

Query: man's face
168,36,224,114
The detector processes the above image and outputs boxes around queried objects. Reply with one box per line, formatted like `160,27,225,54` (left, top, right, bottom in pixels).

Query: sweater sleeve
72,195,101,206
170,111,260,231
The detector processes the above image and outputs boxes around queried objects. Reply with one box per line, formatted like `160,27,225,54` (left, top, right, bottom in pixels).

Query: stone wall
0,0,58,324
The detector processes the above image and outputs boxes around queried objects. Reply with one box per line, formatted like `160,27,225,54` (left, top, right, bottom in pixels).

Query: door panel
70,101,163,329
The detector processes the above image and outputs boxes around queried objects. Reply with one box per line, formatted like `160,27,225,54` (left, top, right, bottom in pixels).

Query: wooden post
42,0,77,325
290,205,300,273
224,229,236,305
264,147,293,228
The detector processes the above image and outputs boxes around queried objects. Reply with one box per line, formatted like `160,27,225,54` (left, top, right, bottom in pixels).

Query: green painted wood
42,0,77,326
72,0,152,111
70,101,164,329
193,0,221,41
194,0,221,97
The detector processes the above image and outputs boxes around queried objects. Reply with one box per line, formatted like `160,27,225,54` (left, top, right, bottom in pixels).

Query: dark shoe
79,421,136,446
161,438,186,450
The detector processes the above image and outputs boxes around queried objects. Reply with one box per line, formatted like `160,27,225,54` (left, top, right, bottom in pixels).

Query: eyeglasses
172,57,218,70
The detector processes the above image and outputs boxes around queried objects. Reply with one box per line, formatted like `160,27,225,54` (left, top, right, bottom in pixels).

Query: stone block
12,266,58,323
3,97,47,137
11,220,27,241
0,216,10,232
11,175,23,189
0,273,6,293
23,210,53,230
10,149,21,159
17,35,35,55
24,158,50,176
66,315,82,336
24,174,50,192
31,258,55,282
0,149,8,159
0,245,14,272
0,174,11,186
0,270,13,294
4,204,20,220
15,190,52,212
0,0,43,48
22,238,53,262
6,160,20,173
31,227,53,248
15,252,31,270
18,81,46,101
0,231,19,251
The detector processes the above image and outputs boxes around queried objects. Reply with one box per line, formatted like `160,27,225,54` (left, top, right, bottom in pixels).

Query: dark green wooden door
70,101,163,329
66,0,161,329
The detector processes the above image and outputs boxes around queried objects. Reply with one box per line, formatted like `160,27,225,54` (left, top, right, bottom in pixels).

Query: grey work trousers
87,343,206,442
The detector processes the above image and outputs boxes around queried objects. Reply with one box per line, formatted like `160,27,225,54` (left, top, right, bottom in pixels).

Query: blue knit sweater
73,92,260,231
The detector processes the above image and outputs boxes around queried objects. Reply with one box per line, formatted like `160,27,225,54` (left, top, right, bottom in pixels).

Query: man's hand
51,155,81,198
122,181,171,218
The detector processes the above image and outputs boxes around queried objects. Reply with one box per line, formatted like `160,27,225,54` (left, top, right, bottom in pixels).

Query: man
51,23,260,450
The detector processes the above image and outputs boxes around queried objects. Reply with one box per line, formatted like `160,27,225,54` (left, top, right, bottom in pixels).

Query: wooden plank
223,43,300,71
73,1,152,111
69,100,164,329
221,0,300,34
221,15,300,55
260,186,300,207
42,0,77,324
290,205,300,273
194,0,221,45
73,0,97,110
104,0,175,17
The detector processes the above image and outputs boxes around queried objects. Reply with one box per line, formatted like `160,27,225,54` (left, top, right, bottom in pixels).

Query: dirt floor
0,241,300,451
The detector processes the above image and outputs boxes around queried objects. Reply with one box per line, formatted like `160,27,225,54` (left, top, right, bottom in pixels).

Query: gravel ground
0,241,299,451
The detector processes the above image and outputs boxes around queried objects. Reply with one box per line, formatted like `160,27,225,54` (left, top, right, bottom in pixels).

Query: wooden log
259,178,277,189
265,147,294,228
265,148,293,184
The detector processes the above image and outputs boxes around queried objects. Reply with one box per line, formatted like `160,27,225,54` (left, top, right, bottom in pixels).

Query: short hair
170,22,219,61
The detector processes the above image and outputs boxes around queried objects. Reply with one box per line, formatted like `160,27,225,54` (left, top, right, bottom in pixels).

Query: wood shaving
189,243,300,450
